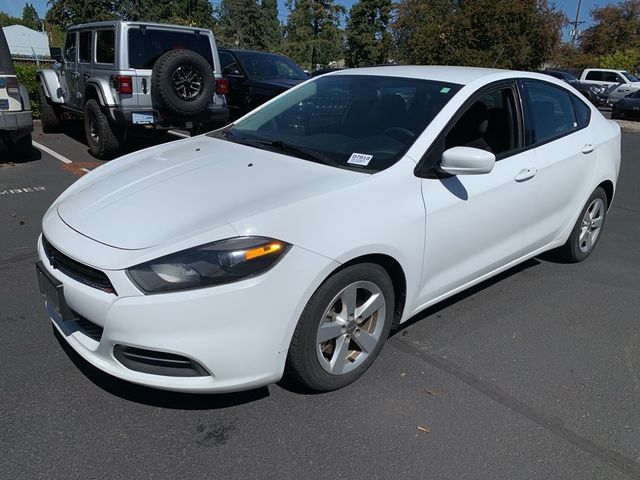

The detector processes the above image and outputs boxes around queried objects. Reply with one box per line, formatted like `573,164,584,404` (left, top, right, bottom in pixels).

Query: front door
417,84,539,304
60,32,78,108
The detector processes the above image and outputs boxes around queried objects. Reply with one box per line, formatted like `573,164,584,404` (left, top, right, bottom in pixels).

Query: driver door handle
514,167,537,182
582,144,596,154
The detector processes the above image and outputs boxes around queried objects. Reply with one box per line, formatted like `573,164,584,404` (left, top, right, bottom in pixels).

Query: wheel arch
332,253,407,330
598,179,614,211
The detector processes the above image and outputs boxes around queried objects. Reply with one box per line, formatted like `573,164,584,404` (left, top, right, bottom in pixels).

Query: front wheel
556,187,607,262
286,263,395,391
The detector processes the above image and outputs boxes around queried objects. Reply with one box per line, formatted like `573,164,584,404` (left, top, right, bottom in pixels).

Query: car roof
327,65,550,86
67,21,211,33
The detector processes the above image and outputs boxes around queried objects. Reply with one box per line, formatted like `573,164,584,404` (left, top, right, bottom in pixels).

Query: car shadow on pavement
391,257,542,337
52,327,270,409
0,143,42,165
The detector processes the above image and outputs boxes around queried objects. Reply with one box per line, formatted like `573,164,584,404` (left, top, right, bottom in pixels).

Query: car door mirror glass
223,66,243,77
441,146,495,175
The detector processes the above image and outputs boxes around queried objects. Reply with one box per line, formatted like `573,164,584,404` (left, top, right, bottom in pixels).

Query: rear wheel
287,263,394,391
84,99,120,159
556,187,607,262
38,84,61,133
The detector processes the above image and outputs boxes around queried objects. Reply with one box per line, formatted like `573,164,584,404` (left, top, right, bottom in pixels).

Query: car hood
56,136,365,250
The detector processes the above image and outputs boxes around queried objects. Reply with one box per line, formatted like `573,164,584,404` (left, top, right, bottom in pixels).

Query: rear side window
602,72,621,83
523,81,578,145
572,96,591,128
96,30,115,64
128,29,214,69
79,31,92,63
585,71,602,81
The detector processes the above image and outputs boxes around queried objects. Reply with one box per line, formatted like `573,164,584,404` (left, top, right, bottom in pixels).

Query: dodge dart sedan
36,66,620,393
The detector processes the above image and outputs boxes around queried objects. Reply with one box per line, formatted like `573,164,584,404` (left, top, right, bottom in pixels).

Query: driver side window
63,33,76,62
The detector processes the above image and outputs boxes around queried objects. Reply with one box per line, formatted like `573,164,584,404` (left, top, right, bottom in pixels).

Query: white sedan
36,66,621,393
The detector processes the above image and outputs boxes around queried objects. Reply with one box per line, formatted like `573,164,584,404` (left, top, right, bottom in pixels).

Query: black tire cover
152,49,214,116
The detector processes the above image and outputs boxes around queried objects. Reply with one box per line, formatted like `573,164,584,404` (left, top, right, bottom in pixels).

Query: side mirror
50,47,63,63
223,66,243,77
440,146,495,175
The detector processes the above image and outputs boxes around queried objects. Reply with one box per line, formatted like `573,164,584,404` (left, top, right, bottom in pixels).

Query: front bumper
37,234,338,393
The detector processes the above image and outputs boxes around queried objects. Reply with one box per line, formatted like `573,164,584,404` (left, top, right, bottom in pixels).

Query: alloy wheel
578,197,605,253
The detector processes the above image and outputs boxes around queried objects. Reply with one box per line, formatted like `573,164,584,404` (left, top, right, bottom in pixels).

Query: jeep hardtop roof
0,28,16,75
66,21,213,34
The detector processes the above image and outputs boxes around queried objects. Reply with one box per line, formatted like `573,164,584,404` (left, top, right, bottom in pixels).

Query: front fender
37,70,64,104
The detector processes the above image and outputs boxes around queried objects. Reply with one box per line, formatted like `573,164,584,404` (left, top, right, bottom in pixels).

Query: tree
392,0,564,70
259,0,282,51
580,0,640,57
45,0,116,29
284,0,345,70
22,3,43,31
344,0,392,67
216,0,264,48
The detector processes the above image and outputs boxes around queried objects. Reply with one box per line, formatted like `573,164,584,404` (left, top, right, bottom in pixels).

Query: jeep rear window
128,29,214,69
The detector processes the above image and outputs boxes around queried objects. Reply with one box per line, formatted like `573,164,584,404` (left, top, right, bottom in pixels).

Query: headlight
128,237,291,293
589,85,605,94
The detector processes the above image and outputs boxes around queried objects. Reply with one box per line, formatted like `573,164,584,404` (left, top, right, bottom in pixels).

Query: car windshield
234,51,307,81
211,74,462,172
622,71,640,82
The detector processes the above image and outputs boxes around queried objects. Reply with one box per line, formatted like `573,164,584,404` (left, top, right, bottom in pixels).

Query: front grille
42,236,116,294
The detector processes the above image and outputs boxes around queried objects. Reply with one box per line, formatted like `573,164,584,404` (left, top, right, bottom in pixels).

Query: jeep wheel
152,49,214,116
84,99,120,159
38,84,61,133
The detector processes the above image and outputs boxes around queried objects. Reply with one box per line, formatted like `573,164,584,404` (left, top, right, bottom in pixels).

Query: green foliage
550,44,596,70
22,3,43,31
0,11,25,28
392,0,565,70
259,0,282,52
13,62,41,118
284,0,345,69
597,49,640,72
580,1,640,57
345,0,392,67
216,0,264,48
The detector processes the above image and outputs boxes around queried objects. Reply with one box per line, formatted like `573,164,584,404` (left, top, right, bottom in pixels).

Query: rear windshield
128,28,214,69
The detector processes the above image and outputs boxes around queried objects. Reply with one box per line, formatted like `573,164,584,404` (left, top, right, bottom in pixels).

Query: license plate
132,112,154,124
36,262,75,321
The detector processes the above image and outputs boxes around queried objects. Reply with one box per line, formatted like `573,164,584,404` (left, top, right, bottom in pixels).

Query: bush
14,62,41,118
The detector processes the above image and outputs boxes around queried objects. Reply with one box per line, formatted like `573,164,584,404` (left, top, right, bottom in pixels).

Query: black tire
152,49,214,116
84,99,120,159
9,133,32,159
286,263,395,392
38,84,61,133
555,187,608,262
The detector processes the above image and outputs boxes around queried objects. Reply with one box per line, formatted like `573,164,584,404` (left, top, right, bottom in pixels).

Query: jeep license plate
132,112,154,124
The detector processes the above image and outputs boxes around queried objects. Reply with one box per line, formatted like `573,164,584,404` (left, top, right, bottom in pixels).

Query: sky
0,0,626,41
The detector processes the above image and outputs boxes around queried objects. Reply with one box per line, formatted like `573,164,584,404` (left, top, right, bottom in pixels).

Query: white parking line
81,168,90,173
168,130,190,138
32,140,73,164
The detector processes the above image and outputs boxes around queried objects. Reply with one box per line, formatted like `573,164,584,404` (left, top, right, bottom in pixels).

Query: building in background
2,25,49,58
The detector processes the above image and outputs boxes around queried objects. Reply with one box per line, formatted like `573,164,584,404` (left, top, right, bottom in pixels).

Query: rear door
76,30,93,109
519,80,597,249
60,32,78,108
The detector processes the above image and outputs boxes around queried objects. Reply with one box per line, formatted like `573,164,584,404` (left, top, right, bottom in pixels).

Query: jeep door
76,30,93,109
60,32,79,109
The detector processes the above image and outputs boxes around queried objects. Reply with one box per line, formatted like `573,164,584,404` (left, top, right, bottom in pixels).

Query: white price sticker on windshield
347,153,373,166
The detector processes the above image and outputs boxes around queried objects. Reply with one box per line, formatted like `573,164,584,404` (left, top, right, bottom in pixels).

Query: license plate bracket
132,112,155,124
36,262,76,321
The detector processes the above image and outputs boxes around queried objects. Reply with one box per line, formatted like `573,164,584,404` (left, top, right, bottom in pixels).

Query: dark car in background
541,69,608,107
218,49,308,119
611,89,640,120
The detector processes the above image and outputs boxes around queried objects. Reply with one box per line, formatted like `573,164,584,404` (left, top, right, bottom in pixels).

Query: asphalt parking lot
1,121,639,479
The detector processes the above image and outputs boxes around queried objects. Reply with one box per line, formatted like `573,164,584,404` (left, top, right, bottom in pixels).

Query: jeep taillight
6,76,20,95
215,78,229,95
114,76,133,94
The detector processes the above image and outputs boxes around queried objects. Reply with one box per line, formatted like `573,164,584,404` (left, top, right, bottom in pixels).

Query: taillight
215,78,229,95
6,76,20,95
114,75,133,94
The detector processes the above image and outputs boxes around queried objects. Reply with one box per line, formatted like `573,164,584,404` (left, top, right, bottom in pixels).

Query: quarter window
572,96,591,129
522,81,577,145
96,30,115,64
78,31,92,63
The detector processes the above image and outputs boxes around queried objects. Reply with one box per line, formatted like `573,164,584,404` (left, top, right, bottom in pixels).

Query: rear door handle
514,167,537,182
582,144,596,154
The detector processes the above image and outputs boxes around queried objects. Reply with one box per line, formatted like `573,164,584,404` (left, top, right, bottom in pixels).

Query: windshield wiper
228,136,338,167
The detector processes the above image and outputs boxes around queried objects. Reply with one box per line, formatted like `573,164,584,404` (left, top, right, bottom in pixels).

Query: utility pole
570,0,585,47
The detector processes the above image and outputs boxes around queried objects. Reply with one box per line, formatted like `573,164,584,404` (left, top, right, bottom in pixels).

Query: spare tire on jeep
152,49,214,116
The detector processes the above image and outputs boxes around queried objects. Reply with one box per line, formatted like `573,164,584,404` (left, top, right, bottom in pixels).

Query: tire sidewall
288,263,395,391
567,187,608,262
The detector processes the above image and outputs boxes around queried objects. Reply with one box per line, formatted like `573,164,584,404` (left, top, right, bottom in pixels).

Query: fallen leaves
417,425,431,433
425,389,440,396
